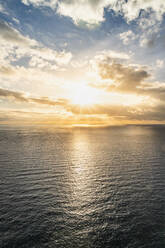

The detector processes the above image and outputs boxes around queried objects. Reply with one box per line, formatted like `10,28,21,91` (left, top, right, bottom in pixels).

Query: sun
71,84,99,106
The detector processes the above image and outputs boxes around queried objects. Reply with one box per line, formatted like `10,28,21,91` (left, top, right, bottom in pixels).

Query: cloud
0,3,6,14
0,20,36,46
0,20,73,106
90,51,165,104
1,83,165,124
27,47,72,68
98,62,150,93
91,53,150,94
30,97,69,107
0,109,111,126
140,37,155,48
156,59,164,68
90,50,131,76
90,55,165,113
2,89,165,124
0,87,69,107
66,100,165,122
0,20,72,69
120,30,137,45
57,0,111,26
0,88,29,102
21,0,165,27
22,0,57,8
22,0,111,26
0,61,72,103
1,13,165,125
94,50,131,61
0,65,15,75
117,0,165,22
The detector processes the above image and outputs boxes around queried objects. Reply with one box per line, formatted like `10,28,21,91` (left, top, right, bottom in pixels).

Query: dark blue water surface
0,125,165,248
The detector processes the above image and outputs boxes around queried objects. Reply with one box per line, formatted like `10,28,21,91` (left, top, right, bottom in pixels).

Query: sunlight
103,92,151,106
71,84,99,106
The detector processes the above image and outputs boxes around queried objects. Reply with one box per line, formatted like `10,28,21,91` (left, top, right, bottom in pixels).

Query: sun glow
104,92,150,106
71,84,100,106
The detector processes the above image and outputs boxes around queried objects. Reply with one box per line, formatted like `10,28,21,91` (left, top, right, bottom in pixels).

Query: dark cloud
0,87,69,107
98,62,150,93
0,88,29,102
30,97,69,107
91,60,165,103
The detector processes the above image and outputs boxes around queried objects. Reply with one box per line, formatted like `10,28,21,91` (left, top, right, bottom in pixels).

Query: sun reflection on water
67,131,97,216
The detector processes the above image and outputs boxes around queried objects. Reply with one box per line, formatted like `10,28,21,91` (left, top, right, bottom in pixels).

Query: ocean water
0,125,165,248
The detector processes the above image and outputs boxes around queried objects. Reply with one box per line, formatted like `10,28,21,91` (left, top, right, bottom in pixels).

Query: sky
1,0,165,126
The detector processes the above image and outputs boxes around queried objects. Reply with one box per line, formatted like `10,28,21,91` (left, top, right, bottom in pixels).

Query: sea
0,125,165,248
